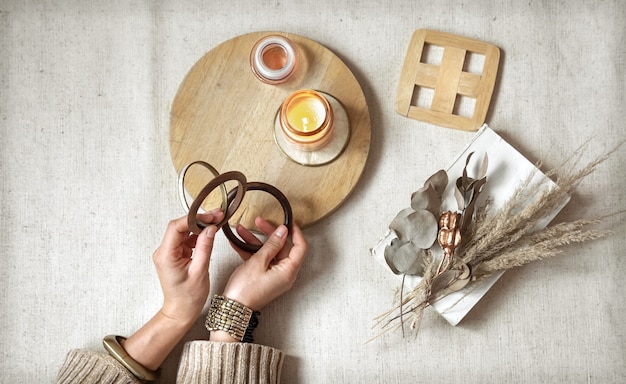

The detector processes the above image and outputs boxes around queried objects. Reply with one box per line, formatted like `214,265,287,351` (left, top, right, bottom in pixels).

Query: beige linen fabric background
1,1,625,383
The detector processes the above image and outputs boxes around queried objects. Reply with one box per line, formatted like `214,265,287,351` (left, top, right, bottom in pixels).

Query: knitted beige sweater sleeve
177,341,284,383
57,341,284,383
57,349,139,384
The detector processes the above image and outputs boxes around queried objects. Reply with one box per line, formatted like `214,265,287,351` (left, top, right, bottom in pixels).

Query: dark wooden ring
222,181,293,253
178,160,228,214
187,171,247,234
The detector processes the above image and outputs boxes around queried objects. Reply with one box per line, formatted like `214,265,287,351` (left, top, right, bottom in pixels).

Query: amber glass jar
278,89,335,151
250,35,297,84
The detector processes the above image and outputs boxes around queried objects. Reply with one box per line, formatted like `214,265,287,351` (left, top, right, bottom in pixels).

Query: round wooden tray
169,31,371,229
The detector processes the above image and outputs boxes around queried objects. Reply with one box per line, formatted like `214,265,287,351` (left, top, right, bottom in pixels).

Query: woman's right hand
222,217,307,312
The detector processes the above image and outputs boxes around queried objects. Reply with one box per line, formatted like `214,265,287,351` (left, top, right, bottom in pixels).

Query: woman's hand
153,210,224,325
222,217,308,311
123,211,223,371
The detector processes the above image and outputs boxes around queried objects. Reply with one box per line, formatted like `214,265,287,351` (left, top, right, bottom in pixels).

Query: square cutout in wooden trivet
396,29,500,131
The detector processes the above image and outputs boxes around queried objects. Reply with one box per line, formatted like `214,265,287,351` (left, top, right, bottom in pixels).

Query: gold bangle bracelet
102,335,160,381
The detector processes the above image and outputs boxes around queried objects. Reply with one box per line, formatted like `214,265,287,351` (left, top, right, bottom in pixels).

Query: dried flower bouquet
374,132,621,337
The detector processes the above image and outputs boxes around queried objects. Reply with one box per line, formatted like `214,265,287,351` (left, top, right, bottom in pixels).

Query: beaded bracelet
205,295,260,342
102,335,160,381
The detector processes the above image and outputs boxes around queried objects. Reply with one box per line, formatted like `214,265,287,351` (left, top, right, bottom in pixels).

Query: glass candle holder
273,89,350,166
250,35,297,84
279,89,334,151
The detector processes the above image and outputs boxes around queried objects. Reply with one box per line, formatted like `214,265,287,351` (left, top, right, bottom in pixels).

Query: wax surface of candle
286,96,325,133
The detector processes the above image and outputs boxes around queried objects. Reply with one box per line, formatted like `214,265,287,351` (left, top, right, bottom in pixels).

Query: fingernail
274,226,286,238
206,225,217,238
209,208,221,215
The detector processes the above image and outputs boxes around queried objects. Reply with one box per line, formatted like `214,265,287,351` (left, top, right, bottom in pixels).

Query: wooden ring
187,171,247,234
222,181,293,253
178,161,228,214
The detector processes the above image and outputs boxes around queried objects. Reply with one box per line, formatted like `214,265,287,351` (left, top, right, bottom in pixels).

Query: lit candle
279,89,334,151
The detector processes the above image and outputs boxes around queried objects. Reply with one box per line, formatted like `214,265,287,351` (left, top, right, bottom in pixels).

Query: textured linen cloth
1,1,625,383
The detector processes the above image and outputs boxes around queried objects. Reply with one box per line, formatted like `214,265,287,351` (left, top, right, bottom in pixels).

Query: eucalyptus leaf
390,209,438,248
410,184,440,214
405,210,438,248
394,242,426,275
389,208,414,241
424,169,448,197
384,240,426,275
384,238,404,274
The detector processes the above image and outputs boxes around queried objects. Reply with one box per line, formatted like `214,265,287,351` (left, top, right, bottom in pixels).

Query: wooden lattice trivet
396,29,500,131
